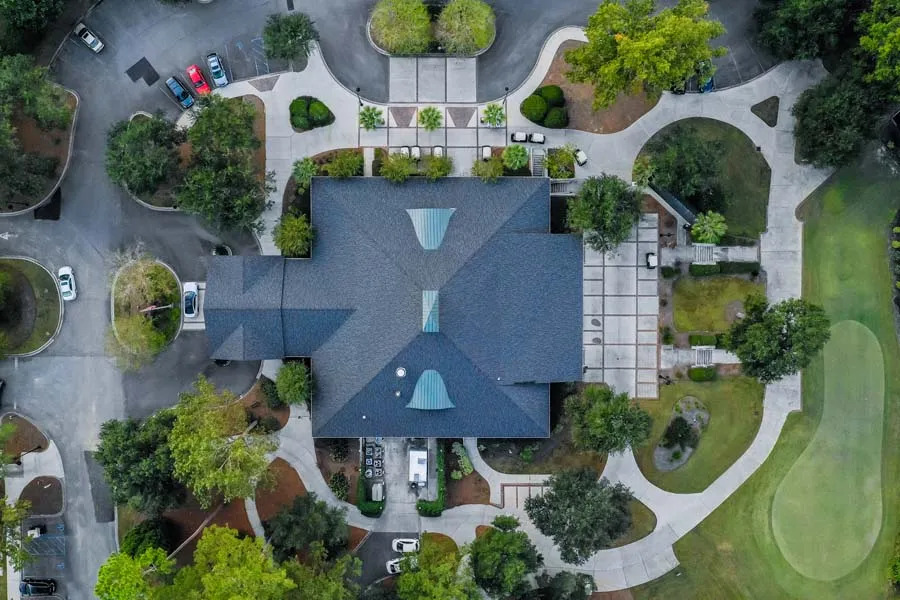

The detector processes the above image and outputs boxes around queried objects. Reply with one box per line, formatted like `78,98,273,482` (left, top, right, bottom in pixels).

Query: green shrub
661,326,674,345
382,152,417,183
482,102,505,127
688,366,717,381
543,106,569,129
688,333,718,346
120,518,176,557
893,240,900,249
328,438,350,462
519,443,538,463
323,150,363,178
260,377,282,409
416,445,445,516
661,265,678,279
289,97,309,130
308,100,334,126
688,263,721,276
546,145,576,179
672,449,682,460
359,105,384,130
435,0,496,54
894,226,900,235
537,84,565,107
370,0,432,54
273,212,313,258
418,106,443,131
257,415,281,433
422,154,452,181
356,479,385,517
520,94,548,124
472,156,503,182
662,416,698,450
451,441,474,476
502,144,529,171
717,261,761,275
329,472,350,501
450,470,463,480
292,157,317,192
276,361,311,406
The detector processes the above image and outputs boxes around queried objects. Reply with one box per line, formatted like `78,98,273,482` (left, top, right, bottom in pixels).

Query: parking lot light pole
14,444,43,466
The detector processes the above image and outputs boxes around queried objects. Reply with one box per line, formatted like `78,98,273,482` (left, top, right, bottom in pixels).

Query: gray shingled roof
204,177,582,438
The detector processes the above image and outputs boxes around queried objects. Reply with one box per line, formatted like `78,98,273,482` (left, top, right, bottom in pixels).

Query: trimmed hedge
520,94,548,124
717,261,761,275
537,84,565,107
356,478,385,517
688,366,717,381
688,333,718,346
661,265,678,279
416,444,445,517
543,106,569,129
289,96,334,131
689,263,721,276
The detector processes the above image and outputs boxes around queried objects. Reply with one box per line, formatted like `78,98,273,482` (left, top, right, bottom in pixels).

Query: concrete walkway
242,26,829,592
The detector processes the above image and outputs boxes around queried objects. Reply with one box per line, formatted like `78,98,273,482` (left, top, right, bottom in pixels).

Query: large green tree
169,526,295,600
566,174,640,252
106,114,184,196
725,295,831,383
535,570,596,600
263,13,319,61
96,411,184,514
1,498,32,570
396,539,479,600
524,468,633,565
565,0,725,108
283,543,361,600
264,492,348,562
95,547,173,600
470,516,543,598
0,0,62,33
566,385,651,453
168,376,277,506
645,122,724,211
188,95,258,157
860,0,900,88
754,0,855,60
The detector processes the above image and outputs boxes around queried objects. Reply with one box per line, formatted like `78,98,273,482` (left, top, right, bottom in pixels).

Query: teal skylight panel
406,208,455,250
422,290,439,332
406,369,454,410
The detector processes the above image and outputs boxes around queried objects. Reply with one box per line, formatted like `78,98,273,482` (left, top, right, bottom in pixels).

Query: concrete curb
0,88,80,218
365,14,495,58
2,256,64,358
109,258,183,350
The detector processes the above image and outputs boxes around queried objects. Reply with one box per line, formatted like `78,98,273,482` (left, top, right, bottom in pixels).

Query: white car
57,266,76,301
386,556,417,574
73,23,104,53
183,282,199,318
392,538,420,553
206,53,229,88
575,148,588,166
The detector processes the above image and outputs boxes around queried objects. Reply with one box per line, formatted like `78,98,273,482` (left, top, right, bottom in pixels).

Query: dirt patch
255,457,307,523
164,496,254,567
314,439,360,505
242,378,289,431
540,41,657,134
475,525,492,538
242,95,266,180
20,476,62,516
5,92,77,211
2,414,48,458
724,299,745,324
348,526,368,552
445,440,490,507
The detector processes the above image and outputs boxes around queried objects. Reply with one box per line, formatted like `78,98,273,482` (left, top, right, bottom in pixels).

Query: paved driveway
354,531,416,588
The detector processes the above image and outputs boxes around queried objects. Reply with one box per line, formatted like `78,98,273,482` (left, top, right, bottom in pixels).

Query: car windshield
194,80,204,88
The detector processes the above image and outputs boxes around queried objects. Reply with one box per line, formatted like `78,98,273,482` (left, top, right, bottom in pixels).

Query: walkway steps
531,150,545,177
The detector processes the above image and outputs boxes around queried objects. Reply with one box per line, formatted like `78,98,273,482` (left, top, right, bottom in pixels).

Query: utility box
408,448,427,488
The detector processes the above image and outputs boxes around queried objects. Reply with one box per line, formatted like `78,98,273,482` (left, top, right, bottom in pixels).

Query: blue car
165,76,194,109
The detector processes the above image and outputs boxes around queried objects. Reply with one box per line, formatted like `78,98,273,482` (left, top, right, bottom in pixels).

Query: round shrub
520,94,548,124
289,97,310,130
371,0,432,54
120,518,177,557
308,100,332,126
543,106,569,129
329,472,350,501
538,84,565,107
435,0,496,54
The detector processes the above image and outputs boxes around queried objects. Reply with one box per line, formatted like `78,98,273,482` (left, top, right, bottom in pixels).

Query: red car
186,65,211,95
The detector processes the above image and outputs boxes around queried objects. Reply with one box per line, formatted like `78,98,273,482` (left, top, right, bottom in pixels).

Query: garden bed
163,495,254,567
539,40,657,134
0,258,61,354
112,259,181,351
289,96,334,133
314,438,360,504
255,457,307,522
4,91,77,212
20,476,62,516
241,377,289,432
652,396,709,471
2,414,48,457
444,439,490,508
673,275,763,333
634,377,763,493
478,384,606,475
368,0,495,56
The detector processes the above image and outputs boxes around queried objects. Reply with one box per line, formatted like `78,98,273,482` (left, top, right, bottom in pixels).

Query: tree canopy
396,539,479,600
95,547,173,600
106,114,184,196
645,122,724,212
264,492,348,562
1,497,32,570
534,570,596,600
860,0,900,88
470,516,543,598
524,468,633,565
283,543,361,600
754,0,855,60
566,385,652,453
274,212,313,258
168,376,277,506
96,411,184,514
725,295,831,383
566,174,640,252
691,211,727,244
0,0,62,34
263,13,319,61
275,361,311,406
565,0,725,108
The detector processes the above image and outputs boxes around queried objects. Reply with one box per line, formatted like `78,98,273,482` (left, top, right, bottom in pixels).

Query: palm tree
691,211,727,244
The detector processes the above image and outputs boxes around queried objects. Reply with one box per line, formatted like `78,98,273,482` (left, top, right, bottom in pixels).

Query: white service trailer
409,448,427,488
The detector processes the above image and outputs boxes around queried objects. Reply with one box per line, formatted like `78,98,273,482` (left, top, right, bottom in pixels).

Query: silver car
206,53,229,88
74,23,104,53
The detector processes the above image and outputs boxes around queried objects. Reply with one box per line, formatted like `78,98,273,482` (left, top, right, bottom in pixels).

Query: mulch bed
444,440,490,508
282,147,362,217
241,378,289,431
20,476,62,516
164,494,254,567
540,40,657,134
255,457,307,523
2,414,48,457
5,92,77,211
314,439,360,505
348,526,368,552
475,525,492,538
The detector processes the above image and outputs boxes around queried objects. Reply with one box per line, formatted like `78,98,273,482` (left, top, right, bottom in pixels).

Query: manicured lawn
640,117,771,239
423,532,458,556
610,500,657,548
0,258,61,354
632,152,900,599
634,377,763,493
673,276,763,333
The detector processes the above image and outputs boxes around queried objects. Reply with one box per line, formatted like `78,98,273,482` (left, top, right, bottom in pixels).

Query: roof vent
396,367,407,378
406,208,455,250
406,370,454,410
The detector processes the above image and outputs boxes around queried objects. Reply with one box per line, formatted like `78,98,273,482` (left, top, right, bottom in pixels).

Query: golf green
771,320,884,580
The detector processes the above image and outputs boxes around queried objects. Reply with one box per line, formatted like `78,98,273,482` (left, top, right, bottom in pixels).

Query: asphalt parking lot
355,531,418,588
